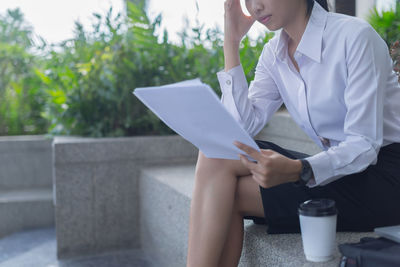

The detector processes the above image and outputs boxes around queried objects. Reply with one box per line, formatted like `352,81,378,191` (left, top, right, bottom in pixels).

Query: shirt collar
274,1,328,63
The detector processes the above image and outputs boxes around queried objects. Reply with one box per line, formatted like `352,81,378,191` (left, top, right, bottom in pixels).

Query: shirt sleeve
216,45,283,138
304,25,392,187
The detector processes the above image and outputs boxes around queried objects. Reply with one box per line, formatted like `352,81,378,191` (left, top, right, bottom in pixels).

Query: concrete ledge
137,112,376,266
139,163,377,267
139,163,194,267
53,134,198,259
0,188,54,239
52,112,377,264
255,111,323,155
0,135,53,190
53,135,198,164
0,135,55,239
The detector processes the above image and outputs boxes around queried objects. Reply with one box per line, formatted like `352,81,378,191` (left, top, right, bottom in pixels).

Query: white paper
133,79,260,162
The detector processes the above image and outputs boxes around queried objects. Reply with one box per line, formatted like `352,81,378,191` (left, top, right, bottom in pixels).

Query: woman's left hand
233,141,302,188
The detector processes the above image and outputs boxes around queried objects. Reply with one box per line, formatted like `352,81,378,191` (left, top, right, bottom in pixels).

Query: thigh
235,174,265,219
196,150,252,178
240,139,311,225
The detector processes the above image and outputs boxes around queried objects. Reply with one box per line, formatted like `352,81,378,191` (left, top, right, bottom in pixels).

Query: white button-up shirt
216,1,400,187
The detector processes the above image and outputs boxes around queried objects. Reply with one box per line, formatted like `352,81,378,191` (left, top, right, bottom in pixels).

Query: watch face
301,159,312,183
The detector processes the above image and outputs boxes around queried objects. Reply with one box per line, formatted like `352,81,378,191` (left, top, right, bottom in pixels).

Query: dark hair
306,0,329,16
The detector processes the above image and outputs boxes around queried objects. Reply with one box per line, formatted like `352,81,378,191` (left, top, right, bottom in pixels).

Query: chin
260,20,275,31
265,25,278,31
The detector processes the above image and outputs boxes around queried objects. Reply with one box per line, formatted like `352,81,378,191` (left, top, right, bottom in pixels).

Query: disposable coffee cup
298,199,338,262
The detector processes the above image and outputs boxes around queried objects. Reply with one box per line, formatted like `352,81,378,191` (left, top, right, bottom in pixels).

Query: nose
253,1,264,16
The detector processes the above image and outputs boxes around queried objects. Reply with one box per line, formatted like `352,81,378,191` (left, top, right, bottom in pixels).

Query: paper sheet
133,79,260,162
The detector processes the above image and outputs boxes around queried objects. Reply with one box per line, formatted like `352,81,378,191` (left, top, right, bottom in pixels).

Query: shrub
367,1,400,48
36,3,274,137
390,40,400,82
0,4,273,137
0,9,48,135
367,3,400,83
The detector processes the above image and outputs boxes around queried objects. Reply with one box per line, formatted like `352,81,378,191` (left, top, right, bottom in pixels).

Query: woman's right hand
224,0,256,45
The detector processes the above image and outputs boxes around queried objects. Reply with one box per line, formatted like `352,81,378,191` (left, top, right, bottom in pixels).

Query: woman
186,0,400,266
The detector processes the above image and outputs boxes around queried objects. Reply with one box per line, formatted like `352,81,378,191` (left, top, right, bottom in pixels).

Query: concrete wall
255,111,322,155
53,135,198,259
0,135,54,238
53,111,323,259
0,136,53,190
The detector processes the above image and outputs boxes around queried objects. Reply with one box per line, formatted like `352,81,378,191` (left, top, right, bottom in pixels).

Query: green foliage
390,40,400,82
0,3,274,137
0,8,48,135
367,1,400,48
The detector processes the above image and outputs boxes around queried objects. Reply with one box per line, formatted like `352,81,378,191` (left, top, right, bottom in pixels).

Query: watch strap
294,159,313,187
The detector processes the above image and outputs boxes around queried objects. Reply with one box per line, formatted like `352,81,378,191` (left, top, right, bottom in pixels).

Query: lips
259,15,272,24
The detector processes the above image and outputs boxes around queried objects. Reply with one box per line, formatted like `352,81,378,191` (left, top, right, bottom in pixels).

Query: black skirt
243,140,400,234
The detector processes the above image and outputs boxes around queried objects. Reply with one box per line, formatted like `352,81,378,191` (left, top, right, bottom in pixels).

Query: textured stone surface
255,111,323,155
0,188,54,239
53,135,198,259
53,111,375,264
55,162,140,258
53,135,198,164
0,136,53,189
240,223,377,267
139,163,194,267
0,136,55,239
0,227,152,267
139,163,377,267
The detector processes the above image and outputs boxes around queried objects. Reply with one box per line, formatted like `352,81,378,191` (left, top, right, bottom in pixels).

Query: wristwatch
294,159,314,186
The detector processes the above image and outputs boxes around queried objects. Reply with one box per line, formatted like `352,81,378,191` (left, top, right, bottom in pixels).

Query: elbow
365,135,383,161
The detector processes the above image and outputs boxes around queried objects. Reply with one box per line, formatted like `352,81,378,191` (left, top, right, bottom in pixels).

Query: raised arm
218,1,282,138
223,0,255,71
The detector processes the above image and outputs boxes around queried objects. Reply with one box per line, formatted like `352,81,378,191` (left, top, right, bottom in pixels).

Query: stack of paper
133,79,260,162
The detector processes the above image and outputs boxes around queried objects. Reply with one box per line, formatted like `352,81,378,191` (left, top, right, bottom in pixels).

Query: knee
195,150,234,178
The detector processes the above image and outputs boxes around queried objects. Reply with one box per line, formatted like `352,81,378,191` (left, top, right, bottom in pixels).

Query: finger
232,0,241,6
225,0,239,9
250,171,266,188
260,149,274,156
240,154,269,177
239,153,259,171
234,141,262,162
247,15,256,22
224,0,231,8
244,10,256,21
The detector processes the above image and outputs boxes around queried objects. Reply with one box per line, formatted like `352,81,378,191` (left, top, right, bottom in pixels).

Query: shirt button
226,80,231,86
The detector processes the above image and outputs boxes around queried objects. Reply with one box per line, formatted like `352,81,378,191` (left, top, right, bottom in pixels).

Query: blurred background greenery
0,1,399,137
0,2,272,137
368,0,400,47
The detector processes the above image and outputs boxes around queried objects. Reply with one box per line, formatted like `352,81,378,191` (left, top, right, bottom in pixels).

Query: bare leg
218,175,266,267
186,151,252,267
217,206,244,267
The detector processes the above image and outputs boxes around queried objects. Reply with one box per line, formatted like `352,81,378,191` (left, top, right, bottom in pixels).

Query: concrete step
0,227,152,267
254,110,323,155
0,188,54,239
139,163,377,267
0,136,53,189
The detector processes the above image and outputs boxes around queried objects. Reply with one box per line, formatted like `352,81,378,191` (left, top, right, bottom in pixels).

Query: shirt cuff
303,151,335,187
216,64,248,95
